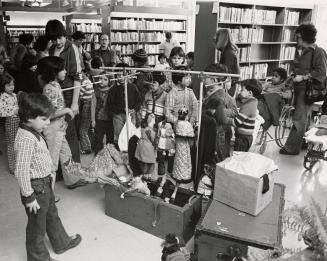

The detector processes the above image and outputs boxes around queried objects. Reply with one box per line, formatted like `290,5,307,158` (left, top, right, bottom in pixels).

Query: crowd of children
0,24,301,261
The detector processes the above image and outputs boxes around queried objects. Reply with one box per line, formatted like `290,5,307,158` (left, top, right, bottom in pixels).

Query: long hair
215,28,238,53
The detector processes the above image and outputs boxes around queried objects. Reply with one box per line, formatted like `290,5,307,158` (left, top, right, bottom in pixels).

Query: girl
0,72,19,174
169,46,185,69
39,56,87,190
135,113,157,180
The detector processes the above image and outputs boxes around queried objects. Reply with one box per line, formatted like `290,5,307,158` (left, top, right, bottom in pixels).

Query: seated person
263,67,292,99
304,114,327,151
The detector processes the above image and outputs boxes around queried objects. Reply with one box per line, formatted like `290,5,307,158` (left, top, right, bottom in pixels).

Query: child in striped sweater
227,79,261,152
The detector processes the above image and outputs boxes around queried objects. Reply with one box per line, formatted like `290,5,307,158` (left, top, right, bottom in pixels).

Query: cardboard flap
217,152,278,178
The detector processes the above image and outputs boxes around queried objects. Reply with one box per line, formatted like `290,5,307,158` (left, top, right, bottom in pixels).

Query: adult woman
280,23,327,155
214,28,240,80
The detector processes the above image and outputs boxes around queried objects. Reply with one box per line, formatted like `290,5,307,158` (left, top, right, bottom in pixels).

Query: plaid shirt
14,125,54,200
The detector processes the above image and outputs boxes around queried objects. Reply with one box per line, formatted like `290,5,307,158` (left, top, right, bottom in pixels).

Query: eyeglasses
100,38,109,41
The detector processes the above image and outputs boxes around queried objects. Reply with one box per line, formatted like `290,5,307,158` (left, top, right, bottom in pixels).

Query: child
158,108,195,203
263,67,292,99
228,80,260,152
161,233,190,261
79,75,95,154
93,71,114,154
0,72,19,174
186,51,194,70
40,56,87,189
90,56,104,79
108,63,141,144
155,53,170,70
14,93,81,261
202,63,237,157
15,54,41,94
169,46,185,69
165,65,198,125
141,71,167,124
134,113,157,179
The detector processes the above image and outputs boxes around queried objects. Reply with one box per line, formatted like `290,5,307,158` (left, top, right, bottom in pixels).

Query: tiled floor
1,134,326,261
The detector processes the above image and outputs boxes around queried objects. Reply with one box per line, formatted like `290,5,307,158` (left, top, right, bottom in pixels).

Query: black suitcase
195,183,285,261
104,182,202,242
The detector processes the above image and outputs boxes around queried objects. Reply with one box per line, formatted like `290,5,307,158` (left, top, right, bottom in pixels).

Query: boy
228,80,261,152
186,51,194,70
165,65,198,125
263,67,292,99
202,63,238,157
14,93,81,261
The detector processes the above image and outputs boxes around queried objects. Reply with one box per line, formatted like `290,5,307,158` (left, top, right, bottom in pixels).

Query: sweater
230,97,257,135
108,82,141,114
142,88,167,122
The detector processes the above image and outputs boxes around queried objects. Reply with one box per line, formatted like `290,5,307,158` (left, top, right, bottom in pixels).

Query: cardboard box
214,152,277,216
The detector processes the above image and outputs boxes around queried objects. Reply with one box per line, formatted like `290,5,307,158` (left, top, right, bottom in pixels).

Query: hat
151,71,166,85
72,31,85,40
314,115,327,129
132,49,148,64
240,79,263,98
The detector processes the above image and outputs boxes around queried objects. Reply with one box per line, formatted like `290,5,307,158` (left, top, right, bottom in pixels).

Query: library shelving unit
6,25,45,52
194,1,317,79
66,15,103,52
110,12,187,66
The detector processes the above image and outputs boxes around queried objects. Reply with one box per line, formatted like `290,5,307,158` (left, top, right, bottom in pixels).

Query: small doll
157,120,175,176
134,113,157,180
120,177,150,198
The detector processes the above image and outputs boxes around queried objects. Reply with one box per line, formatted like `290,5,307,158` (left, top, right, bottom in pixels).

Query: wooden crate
103,182,202,242
195,183,285,261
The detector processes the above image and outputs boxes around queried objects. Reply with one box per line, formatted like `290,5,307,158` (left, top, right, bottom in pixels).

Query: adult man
71,30,91,72
159,32,180,58
91,34,118,67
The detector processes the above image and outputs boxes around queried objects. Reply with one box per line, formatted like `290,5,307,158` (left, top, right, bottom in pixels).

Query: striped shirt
14,126,54,198
142,89,167,120
234,97,258,135
80,78,94,100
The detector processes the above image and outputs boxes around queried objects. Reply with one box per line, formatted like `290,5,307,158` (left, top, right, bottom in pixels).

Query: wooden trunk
195,183,285,261
103,182,202,242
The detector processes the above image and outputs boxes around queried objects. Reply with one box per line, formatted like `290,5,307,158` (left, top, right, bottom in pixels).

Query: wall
6,11,65,26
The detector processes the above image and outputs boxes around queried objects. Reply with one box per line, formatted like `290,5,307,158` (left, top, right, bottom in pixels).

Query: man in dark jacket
91,34,118,67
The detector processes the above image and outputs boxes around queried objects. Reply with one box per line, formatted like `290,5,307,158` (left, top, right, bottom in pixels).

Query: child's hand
71,103,79,115
91,120,96,128
26,199,40,214
65,108,75,119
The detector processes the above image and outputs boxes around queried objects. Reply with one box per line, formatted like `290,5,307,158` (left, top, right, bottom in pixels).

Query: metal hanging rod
100,67,240,78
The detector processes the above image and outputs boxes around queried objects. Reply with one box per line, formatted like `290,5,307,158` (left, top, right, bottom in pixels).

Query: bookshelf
109,13,188,66
194,2,317,79
6,25,45,51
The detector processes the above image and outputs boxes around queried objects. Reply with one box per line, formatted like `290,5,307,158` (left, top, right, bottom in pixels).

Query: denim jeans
79,99,92,152
24,176,70,261
94,119,114,155
234,133,253,152
43,118,80,186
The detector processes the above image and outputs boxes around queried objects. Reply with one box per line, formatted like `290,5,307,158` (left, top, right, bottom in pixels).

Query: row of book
143,44,160,54
111,44,140,55
282,29,293,42
110,19,186,31
239,47,251,62
228,27,264,43
219,7,253,23
253,9,277,24
280,63,291,74
70,23,102,33
84,33,99,43
284,10,300,25
121,55,159,66
240,63,268,79
110,32,139,42
7,29,45,38
280,46,296,60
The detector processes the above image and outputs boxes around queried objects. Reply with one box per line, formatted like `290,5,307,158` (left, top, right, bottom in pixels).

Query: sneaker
67,179,89,190
54,234,82,254
81,149,92,155
279,148,299,155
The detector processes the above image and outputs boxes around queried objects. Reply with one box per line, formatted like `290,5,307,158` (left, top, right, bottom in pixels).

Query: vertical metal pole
196,80,204,177
124,68,130,144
